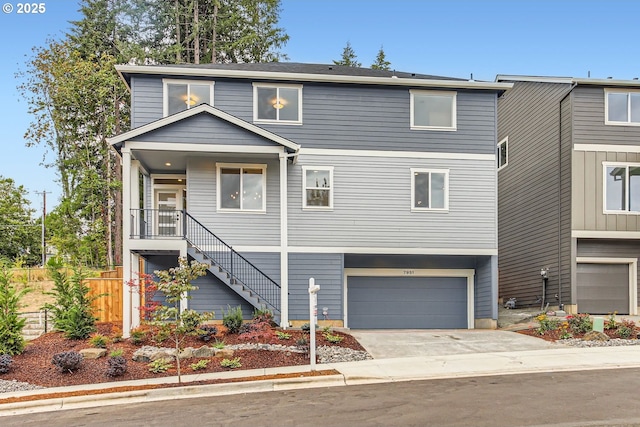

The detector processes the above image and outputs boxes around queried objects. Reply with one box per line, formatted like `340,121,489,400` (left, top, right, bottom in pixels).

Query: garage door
347,276,468,329
577,263,629,314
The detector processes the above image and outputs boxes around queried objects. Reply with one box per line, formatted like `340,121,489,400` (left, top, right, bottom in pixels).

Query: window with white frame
253,83,302,124
498,137,508,169
217,164,266,212
411,168,449,211
164,79,214,116
303,166,333,209
603,162,640,213
605,89,640,125
410,90,457,130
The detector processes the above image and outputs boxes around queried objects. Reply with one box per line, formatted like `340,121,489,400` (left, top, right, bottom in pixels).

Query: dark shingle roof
157,62,466,81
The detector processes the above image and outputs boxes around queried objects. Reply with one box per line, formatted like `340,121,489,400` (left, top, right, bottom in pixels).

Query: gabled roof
497,74,640,88
116,62,512,93
107,104,300,152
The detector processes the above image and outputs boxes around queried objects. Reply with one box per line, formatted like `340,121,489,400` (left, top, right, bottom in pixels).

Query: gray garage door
577,263,629,314
347,276,468,329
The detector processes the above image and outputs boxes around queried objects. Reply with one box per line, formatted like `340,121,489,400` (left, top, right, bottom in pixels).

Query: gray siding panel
498,81,573,307
289,154,496,249
130,76,497,154
475,255,495,319
187,156,281,246
573,87,640,146
288,253,343,320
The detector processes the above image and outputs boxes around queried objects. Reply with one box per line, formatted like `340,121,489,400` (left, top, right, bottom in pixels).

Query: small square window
498,137,508,170
217,164,266,212
411,168,449,211
303,166,333,209
605,89,640,126
164,79,214,116
410,90,457,131
254,84,302,124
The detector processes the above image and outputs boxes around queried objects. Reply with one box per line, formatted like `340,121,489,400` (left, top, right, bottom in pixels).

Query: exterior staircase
20,311,53,341
184,212,281,320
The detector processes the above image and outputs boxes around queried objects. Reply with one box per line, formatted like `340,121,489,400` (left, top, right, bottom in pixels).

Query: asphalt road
5,368,640,427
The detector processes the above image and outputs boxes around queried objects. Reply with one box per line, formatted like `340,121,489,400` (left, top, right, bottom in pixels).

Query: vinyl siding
572,86,640,146
497,81,573,307
186,156,281,246
130,75,497,154
288,253,343,320
559,95,573,306
573,150,640,232
288,153,496,249
475,255,496,319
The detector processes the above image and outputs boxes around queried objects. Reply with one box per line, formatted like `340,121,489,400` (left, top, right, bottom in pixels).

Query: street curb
0,374,347,417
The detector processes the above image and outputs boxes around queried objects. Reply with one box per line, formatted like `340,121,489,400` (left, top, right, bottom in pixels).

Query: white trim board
575,257,638,316
299,148,495,161
220,246,498,256
343,268,475,329
127,142,286,155
574,144,640,153
572,230,640,239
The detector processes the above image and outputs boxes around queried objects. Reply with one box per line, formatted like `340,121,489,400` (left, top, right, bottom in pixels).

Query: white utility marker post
308,278,320,371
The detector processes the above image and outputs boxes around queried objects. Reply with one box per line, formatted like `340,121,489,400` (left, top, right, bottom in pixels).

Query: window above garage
603,162,640,213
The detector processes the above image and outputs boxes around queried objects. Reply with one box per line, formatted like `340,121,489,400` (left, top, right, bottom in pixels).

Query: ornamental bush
0,260,29,355
52,351,83,373
0,354,13,374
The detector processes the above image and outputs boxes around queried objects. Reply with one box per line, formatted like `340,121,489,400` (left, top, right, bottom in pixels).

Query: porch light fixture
165,162,172,167
272,97,287,109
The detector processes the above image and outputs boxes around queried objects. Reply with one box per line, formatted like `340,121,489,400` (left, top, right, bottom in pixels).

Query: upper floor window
411,168,449,211
216,163,266,213
498,137,508,170
303,166,333,209
603,162,640,213
253,83,302,124
410,90,457,131
164,79,214,116
605,89,640,126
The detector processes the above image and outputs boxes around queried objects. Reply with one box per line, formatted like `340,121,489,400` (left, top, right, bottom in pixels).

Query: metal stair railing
183,211,281,313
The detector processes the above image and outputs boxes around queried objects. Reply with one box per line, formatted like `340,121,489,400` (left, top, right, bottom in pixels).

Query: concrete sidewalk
2,344,640,417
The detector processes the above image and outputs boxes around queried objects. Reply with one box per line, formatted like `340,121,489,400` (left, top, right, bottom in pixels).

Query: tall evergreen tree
371,45,391,70
333,41,361,67
0,177,40,265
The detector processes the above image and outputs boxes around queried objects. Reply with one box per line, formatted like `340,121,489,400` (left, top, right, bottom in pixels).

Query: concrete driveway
348,329,559,359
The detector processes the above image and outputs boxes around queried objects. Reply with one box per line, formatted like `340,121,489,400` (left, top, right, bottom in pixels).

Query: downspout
557,82,577,310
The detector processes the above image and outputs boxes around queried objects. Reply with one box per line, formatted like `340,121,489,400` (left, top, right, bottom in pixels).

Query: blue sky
1,0,639,210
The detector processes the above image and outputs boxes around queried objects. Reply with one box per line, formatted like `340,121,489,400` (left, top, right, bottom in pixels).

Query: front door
155,187,185,237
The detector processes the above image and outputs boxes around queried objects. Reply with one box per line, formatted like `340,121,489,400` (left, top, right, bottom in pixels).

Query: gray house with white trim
109,63,510,336
497,75,640,315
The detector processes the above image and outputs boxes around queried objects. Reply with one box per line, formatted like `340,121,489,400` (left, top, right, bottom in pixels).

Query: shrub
323,331,344,344
301,323,318,331
605,312,618,330
220,357,242,369
106,355,127,377
52,351,83,373
222,305,244,334
197,325,218,342
536,314,561,335
567,313,592,334
0,354,12,374
252,308,275,325
190,359,209,371
43,259,98,340
212,339,225,349
89,333,108,348
616,319,637,339
0,261,29,355
275,330,291,340
152,327,170,345
148,359,172,373
109,348,124,357
130,328,147,345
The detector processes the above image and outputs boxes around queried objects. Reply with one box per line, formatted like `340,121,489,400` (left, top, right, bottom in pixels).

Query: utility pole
34,190,50,266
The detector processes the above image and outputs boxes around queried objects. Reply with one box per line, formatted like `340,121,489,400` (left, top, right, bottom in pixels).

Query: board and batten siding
572,150,640,232
288,153,496,249
497,81,573,307
186,156,281,246
130,75,497,154
572,86,640,146
287,253,343,320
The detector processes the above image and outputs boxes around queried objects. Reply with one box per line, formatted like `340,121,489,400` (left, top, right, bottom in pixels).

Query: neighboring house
108,63,510,336
497,75,640,315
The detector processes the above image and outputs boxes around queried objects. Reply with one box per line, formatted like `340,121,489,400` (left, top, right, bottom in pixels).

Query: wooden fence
86,267,124,324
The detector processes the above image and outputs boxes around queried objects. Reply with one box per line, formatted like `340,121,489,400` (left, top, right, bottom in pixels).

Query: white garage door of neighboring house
346,270,474,329
577,263,630,315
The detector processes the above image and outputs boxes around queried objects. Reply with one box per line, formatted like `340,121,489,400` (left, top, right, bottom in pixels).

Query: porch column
122,148,132,337
279,152,289,327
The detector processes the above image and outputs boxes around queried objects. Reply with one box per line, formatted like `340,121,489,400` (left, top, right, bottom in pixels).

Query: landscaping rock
193,345,215,358
582,331,610,341
214,348,235,358
178,347,194,359
132,346,176,363
79,348,107,359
